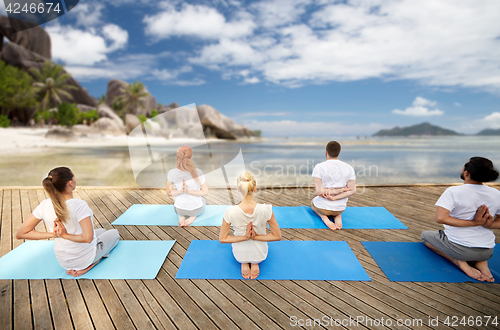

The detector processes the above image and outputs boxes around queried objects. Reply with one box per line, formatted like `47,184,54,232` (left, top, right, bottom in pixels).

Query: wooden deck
0,185,499,330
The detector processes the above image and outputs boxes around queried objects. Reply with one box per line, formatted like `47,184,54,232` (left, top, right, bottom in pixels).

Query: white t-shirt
32,198,97,270
167,168,206,210
312,159,356,211
435,184,500,248
223,204,272,264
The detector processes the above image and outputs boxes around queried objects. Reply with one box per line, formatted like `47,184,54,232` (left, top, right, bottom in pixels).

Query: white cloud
392,107,444,116
64,53,169,81
46,23,128,65
150,66,205,85
454,102,461,107
242,119,386,136
178,0,500,91
250,0,310,28
392,97,443,116
412,97,436,107
482,112,500,129
143,4,255,41
69,2,105,27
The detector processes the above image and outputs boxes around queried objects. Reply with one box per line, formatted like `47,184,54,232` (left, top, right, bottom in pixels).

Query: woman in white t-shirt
166,145,208,227
16,167,120,277
219,172,281,279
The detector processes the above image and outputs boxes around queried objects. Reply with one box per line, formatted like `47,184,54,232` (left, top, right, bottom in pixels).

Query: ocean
1,136,499,187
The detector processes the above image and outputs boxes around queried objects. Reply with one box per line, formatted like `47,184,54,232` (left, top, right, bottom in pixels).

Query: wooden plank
93,280,136,330
45,281,73,330
109,280,155,330
30,280,53,330
77,280,114,330
61,280,94,330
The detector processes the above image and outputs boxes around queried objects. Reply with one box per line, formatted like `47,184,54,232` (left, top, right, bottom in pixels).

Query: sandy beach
0,127,222,156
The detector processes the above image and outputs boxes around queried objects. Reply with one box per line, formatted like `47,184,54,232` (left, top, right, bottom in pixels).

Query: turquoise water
0,136,499,186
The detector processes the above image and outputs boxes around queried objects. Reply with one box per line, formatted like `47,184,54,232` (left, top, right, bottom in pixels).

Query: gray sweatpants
92,228,120,263
421,230,494,262
174,198,206,217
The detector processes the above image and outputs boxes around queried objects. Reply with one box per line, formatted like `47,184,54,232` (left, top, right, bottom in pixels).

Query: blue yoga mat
0,240,175,279
362,241,500,283
274,206,407,229
176,240,371,281
112,204,229,226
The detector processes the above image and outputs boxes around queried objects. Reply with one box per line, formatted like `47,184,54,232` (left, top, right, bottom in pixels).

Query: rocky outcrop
125,114,142,134
197,104,256,139
76,104,97,113
1,42,98,107
158,102,180,114
0,16,51,59
91,117,125,136
97,104,123,125
105,79,157,116
45,127,76,141
72,124,102,137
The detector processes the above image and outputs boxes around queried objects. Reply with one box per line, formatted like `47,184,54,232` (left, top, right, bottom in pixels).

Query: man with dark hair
311,141,356,230
422,157,500,282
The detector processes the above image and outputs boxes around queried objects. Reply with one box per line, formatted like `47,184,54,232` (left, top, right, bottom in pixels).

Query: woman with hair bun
421,157,500,282
166,146,208,226
16,167,120,277
219,171,281,279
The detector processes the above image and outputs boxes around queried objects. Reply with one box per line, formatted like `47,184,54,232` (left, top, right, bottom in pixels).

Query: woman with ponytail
16,167,120,277
219,172,281,279
166,145,208,226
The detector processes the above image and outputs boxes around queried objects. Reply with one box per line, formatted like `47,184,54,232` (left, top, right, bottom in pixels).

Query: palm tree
29,60,78,112
114,81,149,117
98,94,106,104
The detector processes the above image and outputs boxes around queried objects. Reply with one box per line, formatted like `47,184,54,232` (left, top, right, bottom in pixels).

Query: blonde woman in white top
219,172,281,279
16,167,120,277
166,145,208,227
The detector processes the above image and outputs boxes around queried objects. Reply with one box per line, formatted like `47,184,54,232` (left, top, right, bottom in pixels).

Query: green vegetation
373,122,460,137
78,109,99,124
29,60,78,113
55,102,79,126
0,114,11,128
137,114,148,123
0,60,38,116
253,129,262,137
97,95,106,104
113,81,149,118
150,109,159,118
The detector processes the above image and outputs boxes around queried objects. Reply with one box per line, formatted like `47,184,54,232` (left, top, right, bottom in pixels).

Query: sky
2,0,500,137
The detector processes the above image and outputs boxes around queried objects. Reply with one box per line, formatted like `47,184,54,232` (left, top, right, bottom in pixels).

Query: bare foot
183,216,196,227
66,269,75,276
241,263,251,279
456,260,486,281
250,263,260,279
475,261,495,282
178,216,186,227
322,215,337,230
69,261,99,277
334,214,342,230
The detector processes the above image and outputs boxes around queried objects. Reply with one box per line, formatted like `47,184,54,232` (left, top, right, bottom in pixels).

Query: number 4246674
6,2,62,14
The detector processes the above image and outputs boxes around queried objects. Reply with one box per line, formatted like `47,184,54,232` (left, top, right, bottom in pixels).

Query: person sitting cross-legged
311,141,356,230
421,157,500,282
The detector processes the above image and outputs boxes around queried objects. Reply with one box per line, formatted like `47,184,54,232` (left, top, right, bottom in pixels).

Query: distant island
476,128,500,136
373,122,460,137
